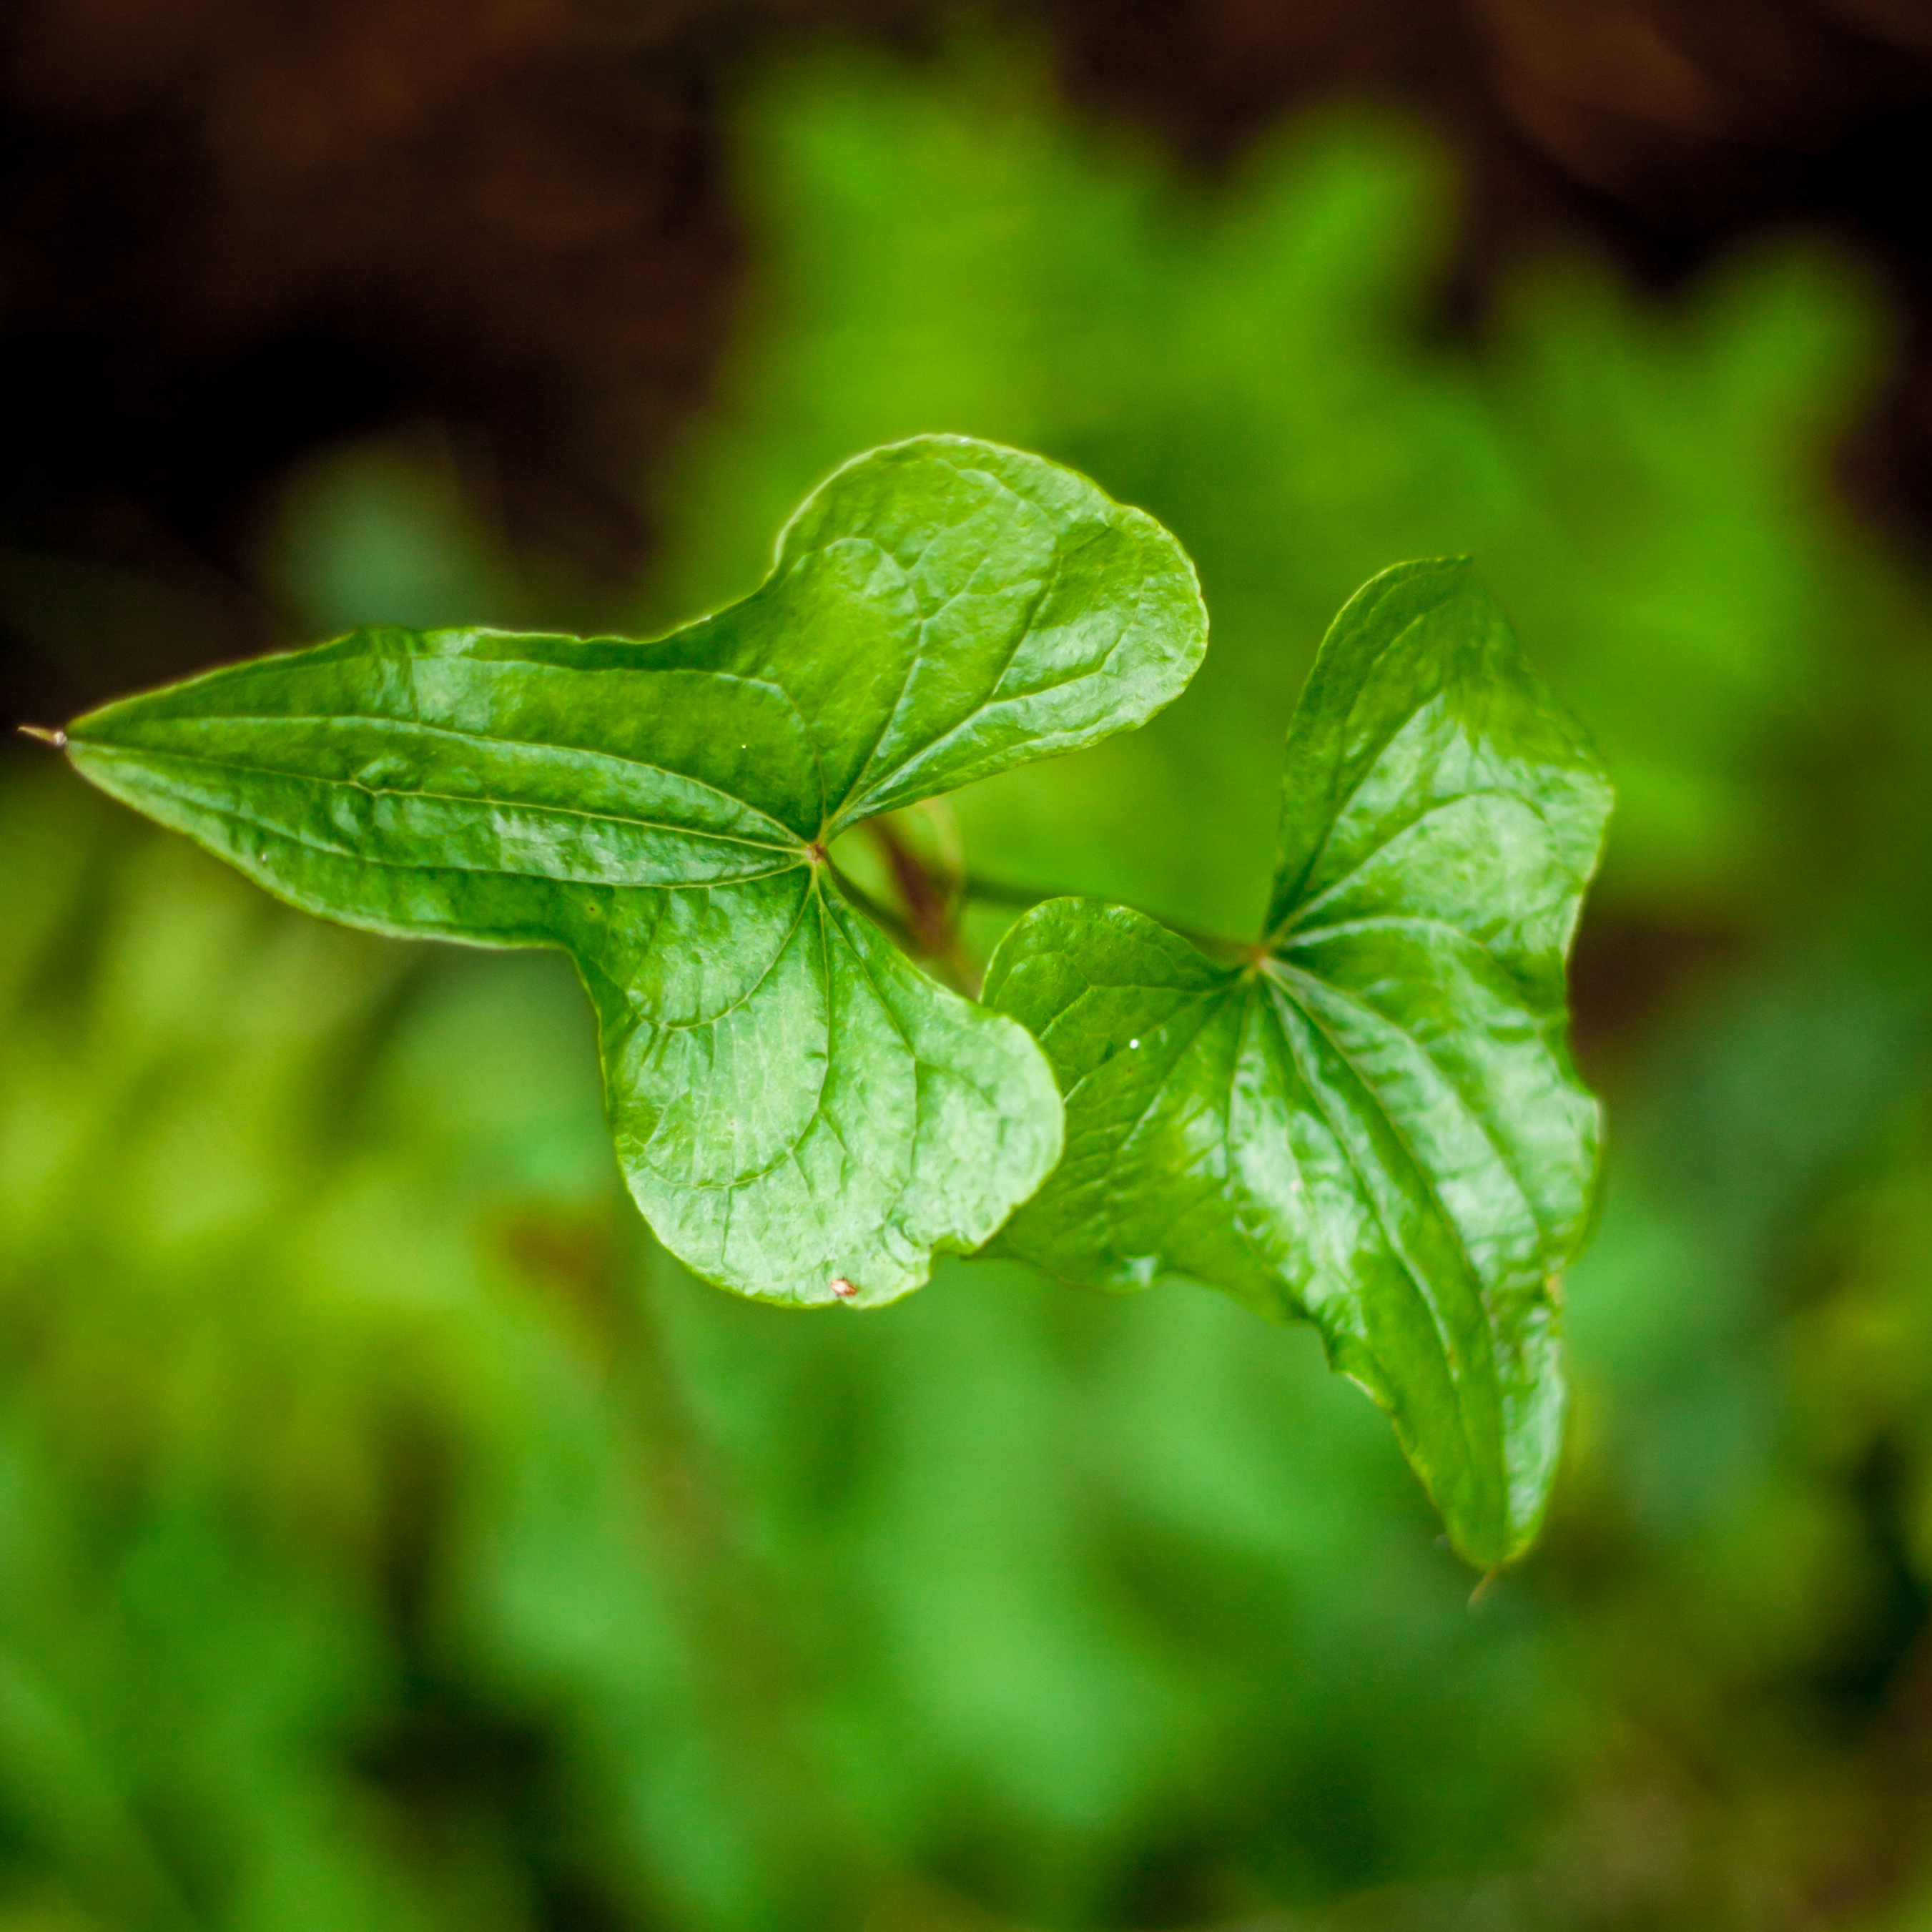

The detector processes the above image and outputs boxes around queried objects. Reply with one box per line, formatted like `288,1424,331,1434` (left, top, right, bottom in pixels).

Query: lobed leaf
982,560,1611,1565
57,435,1208,1308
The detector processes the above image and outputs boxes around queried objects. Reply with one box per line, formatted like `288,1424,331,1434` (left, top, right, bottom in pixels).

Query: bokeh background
6,4,1932,1926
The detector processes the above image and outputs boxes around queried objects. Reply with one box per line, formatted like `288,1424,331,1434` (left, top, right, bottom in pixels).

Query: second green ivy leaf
982,560,1612,1567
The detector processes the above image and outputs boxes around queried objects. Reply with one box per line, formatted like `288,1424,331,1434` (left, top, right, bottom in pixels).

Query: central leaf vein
1265,979,1491,1486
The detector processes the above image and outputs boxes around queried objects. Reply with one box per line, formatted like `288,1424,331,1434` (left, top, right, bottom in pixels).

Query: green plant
27,435,1609,1568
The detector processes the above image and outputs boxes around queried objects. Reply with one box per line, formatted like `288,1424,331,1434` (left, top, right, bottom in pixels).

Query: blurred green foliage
6,36,1932,1932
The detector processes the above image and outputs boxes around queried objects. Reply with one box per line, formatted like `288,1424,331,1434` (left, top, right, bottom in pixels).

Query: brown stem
864,817,980,993
824,859,920,953
867,817,957,955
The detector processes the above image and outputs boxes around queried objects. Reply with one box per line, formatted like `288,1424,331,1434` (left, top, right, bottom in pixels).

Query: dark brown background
4,0,1930,722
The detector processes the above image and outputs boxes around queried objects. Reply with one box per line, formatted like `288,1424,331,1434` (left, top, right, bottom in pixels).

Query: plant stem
824,859,918,952
864,819,980,993
958,872,1250,960
851,831,1251,982
955,872,1053,910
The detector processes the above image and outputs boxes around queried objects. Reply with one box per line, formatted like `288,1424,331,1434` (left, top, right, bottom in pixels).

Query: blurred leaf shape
985,561,1611,1566
656,54,1893,931
56,435,1207,1308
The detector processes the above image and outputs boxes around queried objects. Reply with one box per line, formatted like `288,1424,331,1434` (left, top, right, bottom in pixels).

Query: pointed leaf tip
984,561,1611,1567
50,435,1203,1309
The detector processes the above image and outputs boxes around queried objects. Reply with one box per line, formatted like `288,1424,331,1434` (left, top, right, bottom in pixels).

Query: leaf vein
1264,976,1493,1483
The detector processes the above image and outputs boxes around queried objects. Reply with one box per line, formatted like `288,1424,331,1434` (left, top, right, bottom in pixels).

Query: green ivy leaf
58,436,1207,1308
982,560,1611,1565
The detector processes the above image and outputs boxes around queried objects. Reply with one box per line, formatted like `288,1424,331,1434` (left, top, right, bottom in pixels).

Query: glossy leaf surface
983,561,1611,1564
59,435,1208,1307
